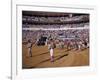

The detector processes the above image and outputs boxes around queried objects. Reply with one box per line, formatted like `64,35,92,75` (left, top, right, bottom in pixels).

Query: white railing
22,27,89,31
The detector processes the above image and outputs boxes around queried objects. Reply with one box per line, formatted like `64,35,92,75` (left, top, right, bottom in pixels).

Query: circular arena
22,11,89,69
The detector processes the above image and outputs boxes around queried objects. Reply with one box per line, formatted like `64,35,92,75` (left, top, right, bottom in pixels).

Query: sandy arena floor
22,45,89,69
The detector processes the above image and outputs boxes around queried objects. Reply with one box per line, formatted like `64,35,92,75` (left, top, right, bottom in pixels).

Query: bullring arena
22,45,89,68
22,11,89,69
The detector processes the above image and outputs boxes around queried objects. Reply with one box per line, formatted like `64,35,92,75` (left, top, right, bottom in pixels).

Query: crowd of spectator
22,13,89,50
22,15,89,23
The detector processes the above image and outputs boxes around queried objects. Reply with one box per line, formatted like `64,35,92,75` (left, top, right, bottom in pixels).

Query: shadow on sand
24,53,69,69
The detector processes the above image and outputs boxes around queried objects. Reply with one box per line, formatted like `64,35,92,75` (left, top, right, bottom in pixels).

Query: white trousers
28,48,32,57
50,49,54,57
